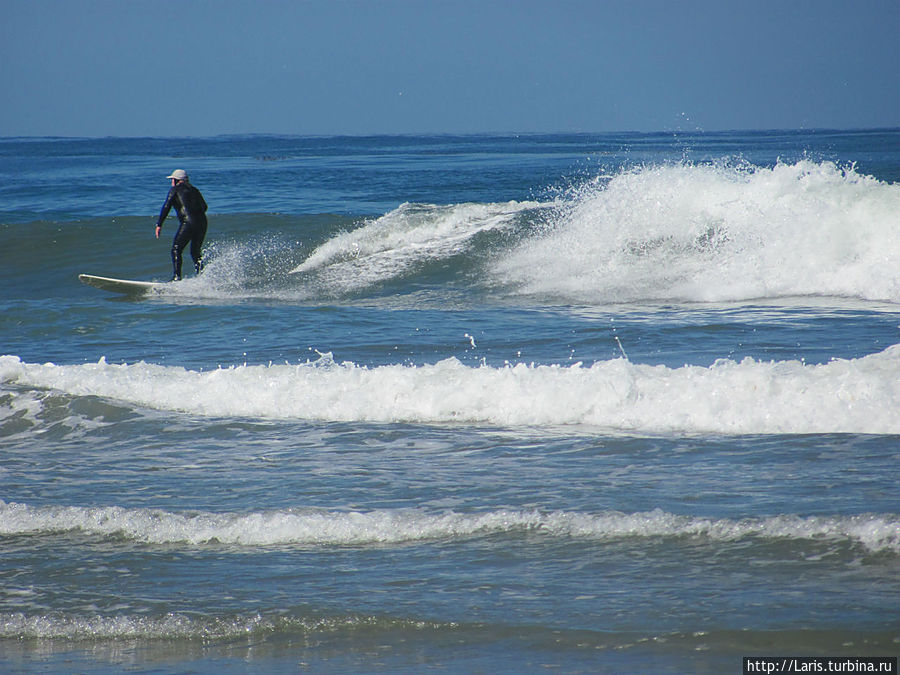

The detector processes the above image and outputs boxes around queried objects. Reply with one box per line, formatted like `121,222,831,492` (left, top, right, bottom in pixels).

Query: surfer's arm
155,187,178,235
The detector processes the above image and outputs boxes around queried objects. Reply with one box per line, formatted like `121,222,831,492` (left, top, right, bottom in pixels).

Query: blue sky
3,0,899,137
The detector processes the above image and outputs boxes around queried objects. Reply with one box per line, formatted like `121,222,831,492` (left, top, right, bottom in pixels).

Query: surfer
155,169,208,281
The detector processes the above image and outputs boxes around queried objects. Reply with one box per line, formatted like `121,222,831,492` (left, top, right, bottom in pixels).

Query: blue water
1,131,899,673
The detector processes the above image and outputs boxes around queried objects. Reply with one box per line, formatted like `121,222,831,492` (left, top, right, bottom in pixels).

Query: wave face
3,346,900,434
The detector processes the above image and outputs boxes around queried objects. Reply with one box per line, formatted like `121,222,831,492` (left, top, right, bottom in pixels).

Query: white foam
288,201,541,291
2,501,896,554
0,610,425,640
495,160,900,303
0,611,214,640
0,610,316,641
2,346,899,434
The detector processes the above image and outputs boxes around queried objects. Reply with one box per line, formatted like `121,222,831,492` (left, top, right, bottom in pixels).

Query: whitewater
3,344,900,433
498,160,900,304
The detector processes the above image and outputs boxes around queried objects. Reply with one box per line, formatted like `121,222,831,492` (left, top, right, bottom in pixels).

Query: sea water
0,130,898,673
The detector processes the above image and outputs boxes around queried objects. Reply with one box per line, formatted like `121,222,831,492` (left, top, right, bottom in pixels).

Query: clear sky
3,0,900,137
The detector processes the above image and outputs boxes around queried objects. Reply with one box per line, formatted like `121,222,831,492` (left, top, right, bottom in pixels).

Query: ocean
1,130,898,673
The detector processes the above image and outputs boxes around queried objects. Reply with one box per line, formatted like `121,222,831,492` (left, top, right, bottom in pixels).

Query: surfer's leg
171,226,191,281
170,244,183,281
189,223,207,275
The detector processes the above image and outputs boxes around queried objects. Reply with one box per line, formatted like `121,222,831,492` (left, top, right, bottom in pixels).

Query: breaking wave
3,345,900,434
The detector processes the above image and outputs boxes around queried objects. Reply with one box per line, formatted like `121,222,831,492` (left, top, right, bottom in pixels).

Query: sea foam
288,201,539,293
495,160,900,303
271,160,900,304
1,501,897,554
2,346,899,434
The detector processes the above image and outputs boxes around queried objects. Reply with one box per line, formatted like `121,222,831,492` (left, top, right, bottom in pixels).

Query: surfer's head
166,169,188,183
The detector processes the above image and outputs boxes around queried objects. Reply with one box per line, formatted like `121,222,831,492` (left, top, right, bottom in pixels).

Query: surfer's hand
155,225,161,239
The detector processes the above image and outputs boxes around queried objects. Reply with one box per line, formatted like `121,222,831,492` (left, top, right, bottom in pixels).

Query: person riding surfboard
155,169,208,281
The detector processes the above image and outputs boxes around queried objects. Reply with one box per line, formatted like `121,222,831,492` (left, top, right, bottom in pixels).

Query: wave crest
2,501,897,554
3,347,899,434
495,160,900,303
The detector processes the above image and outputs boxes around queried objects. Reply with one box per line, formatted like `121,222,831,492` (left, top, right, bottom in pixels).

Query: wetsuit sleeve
156,186,178,227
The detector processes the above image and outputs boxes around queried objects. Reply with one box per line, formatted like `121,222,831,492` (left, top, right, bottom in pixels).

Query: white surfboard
78,274,166,295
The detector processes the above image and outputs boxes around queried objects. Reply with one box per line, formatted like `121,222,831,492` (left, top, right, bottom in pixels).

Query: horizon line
3,126,900,142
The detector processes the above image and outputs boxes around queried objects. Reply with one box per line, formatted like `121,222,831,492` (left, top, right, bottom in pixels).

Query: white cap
167,169,188,181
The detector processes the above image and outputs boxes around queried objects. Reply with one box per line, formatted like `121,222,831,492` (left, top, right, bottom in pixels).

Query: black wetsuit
156,181,208,280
